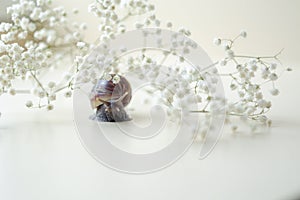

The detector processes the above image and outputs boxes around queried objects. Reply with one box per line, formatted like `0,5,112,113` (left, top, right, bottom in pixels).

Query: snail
89,74,132,122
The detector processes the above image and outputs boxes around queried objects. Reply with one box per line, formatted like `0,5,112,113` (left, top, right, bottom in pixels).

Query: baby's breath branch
53,80,82,94
119,13,132,22
29,70,48,97
191,109,269,120
3,89,31,94
198,30,290,128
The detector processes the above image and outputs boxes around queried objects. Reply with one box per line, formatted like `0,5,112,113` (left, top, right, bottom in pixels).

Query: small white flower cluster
0,0,200,117
102,73,120,84
0,0,90,110
52,0,158,92
88,0,155,42
212,30,291,131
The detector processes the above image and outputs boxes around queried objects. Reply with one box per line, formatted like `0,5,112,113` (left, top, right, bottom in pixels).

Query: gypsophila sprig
0,0,91,110
209,30,291,132
0,0,290,135
0,0,156,112
88,0,156,41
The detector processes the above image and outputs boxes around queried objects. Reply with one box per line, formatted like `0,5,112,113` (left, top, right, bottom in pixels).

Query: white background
1,0,300,200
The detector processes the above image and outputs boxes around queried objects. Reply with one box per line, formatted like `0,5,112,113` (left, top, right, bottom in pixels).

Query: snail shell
90,74,132,109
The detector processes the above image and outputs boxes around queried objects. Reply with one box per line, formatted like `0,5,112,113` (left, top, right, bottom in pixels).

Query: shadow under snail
89,74,132,122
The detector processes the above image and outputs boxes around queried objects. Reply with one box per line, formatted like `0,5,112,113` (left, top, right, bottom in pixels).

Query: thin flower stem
234,49,283,60
30,70,48,96
3,89,31,94
190,110,269,118
159,52,170,65
119,13,131,22
201,99,211,112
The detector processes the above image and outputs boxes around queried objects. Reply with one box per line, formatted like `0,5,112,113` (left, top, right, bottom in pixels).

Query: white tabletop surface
0,70,300,200
1,0,300,199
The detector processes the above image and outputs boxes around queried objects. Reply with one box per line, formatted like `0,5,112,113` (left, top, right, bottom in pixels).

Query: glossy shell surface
90,74,132,109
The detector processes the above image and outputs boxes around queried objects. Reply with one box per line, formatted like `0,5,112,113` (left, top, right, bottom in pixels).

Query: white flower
35,53,45,61
75,56,83,64
230,84,237,90
223,44,230,50
80,23,87,30
155,20,161,27
176,89,185,99
148,4,155,11
88,4,97,13
149,14,156,21
251,65,258,71
261,67,270,77
213,38,221,46
73,32,81,39
240,30,247,38
248,58,257,66
46,104,54,111
270,88,279,96
108,32,115,39
64,91,72,98
219,59,227,66
64,73,72,80
76,42,86,49
26,101,33,108
103,74,112,81
28,23,37,32
100,35,109,42
195,95,202,103
0,23,12,32
38,91,46,98
30,88,38,95
1,79,9,86
266,101,272,109
246,106,255,115
48,81,56,89
49,93,56,101
8,88,16,96
231,125,238,132
111,14,118,21
256,92,263,100
269,73,278,81
183,47,190,54
112,75,120,84
20,17,30,30
226,49,234,58
270,63,277,70
30,8,42,21
257,99,267,108
4,67,13,75
166,21,172,28
72,8,79,14
0,42,7,53
0,55,10,63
